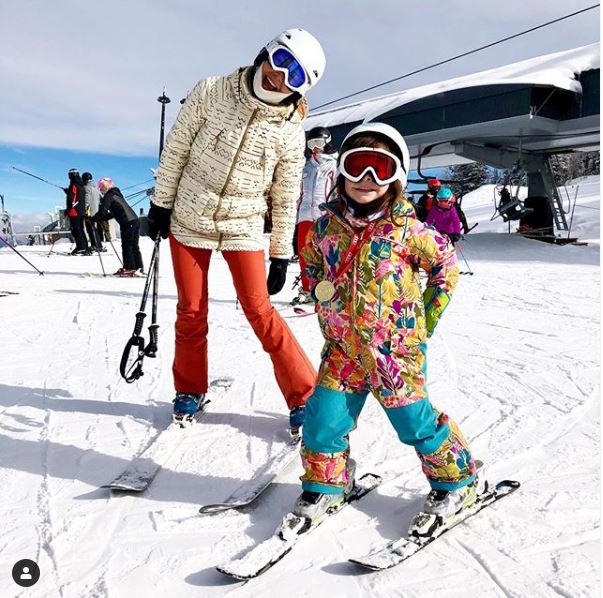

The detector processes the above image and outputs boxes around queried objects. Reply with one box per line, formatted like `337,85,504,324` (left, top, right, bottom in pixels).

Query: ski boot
289,405,305,440
290,289,313,306
292,458,356,524
172,392,208,426
114,267,136,277
409,461,486,537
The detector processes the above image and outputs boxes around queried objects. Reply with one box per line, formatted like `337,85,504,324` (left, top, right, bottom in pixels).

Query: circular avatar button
12,559,40,587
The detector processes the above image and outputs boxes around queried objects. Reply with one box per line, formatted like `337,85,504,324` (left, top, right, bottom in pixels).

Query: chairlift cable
313,5,600,111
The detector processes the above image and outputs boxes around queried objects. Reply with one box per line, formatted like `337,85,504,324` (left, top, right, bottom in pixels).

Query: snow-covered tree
445,161,489,195
550,151,600,184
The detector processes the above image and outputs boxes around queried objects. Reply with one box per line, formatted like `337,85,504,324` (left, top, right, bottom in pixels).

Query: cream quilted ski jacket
153,67,308,258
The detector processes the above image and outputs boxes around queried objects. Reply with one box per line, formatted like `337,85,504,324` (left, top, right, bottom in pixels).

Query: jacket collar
321,195,416,231
310,152,338,166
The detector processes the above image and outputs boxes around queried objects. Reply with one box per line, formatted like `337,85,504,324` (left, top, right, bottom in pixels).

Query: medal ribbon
332,221,379,282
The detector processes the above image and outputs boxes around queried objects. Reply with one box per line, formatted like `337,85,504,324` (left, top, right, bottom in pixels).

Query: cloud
8,212,55,234
1,0,598,156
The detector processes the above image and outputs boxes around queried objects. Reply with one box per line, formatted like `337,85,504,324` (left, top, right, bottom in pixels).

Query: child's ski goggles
266,42,309,93
339,147,403,185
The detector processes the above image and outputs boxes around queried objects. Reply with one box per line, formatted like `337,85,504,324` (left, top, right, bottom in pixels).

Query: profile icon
12,559,40,587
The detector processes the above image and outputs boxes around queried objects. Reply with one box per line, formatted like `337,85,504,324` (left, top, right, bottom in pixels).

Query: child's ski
199,437,300,514
217,473,383,580
349,479,519,571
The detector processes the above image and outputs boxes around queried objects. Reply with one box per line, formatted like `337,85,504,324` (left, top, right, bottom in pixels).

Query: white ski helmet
264,28,326,95
341,122,410,189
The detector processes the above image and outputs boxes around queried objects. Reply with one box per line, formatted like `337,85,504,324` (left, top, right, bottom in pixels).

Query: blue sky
1,145,157,220
0,1,598,224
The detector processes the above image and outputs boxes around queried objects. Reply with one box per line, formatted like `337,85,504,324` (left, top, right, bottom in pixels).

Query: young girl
295,122,480,523
425,186,463,245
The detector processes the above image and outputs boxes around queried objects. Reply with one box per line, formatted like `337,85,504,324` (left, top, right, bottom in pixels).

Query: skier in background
292,126,337,305
415,177,440,222
425,187,463,245
93,178,144,277
82,172,105,252
64,169,90,255
296,123,480,523
147,29,325,427
454,196,470,235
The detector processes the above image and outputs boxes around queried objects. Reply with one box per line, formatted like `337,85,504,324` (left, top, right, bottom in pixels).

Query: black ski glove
449,233,461,243
267,258,289,295
147,202,172,240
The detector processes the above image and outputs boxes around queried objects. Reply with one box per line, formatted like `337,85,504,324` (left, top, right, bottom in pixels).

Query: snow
0,177,600,596
305,43,600,129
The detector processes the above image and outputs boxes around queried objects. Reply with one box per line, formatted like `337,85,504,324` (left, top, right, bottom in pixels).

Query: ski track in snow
0,178,600,597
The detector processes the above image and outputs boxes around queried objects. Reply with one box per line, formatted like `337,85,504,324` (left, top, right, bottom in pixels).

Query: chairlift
495,187,533,222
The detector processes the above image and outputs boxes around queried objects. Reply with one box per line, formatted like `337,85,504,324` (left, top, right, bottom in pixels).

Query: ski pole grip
146,324,159,358
133,311,147,336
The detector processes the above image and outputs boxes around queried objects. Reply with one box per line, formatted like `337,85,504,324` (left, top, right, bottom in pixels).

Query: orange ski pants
170,236,317,409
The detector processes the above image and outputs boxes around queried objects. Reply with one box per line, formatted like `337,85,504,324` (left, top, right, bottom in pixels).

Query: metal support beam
454,142,569,231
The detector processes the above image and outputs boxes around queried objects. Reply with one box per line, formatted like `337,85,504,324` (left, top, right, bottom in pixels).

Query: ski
349,479,520,571
199,437,300,514
102,377,233,492
217,472,382,580
291,306,315,317
280,306,315,318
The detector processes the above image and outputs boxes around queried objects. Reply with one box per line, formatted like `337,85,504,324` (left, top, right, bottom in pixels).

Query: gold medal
314,280,336,302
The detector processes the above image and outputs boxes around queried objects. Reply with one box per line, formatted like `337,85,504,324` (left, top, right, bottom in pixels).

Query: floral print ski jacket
301,196,459,402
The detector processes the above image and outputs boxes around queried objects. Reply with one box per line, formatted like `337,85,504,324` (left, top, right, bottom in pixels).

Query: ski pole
96,245,106,276
456,243,473,276
0,236,44,275
109,239,123,266
11,166,64,189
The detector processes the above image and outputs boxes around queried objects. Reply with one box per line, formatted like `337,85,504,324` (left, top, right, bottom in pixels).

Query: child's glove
423,286,451,337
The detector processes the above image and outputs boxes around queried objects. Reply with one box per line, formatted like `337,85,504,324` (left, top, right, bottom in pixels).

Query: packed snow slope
0,178,599,597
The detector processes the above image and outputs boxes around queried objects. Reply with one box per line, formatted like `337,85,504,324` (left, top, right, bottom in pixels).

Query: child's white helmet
341,122,410,189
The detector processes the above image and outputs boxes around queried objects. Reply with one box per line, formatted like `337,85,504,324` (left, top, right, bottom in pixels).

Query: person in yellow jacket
149,29,325,427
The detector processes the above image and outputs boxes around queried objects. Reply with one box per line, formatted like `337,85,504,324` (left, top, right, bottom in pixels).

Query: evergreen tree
445,161,489,196
550,151,600,184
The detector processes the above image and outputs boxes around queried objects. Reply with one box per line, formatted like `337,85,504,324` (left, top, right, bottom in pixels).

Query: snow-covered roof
306,43,600,129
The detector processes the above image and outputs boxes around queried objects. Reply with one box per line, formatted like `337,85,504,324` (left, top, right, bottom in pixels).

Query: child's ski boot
292,458,356,524
409,461,487,536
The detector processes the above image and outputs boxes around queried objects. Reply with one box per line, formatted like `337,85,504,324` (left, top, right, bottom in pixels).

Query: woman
149,29,325,428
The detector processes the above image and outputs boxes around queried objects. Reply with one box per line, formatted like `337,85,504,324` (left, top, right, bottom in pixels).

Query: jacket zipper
214,109,258,249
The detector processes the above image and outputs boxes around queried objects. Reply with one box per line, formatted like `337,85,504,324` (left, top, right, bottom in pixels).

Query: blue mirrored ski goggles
267,46,308,91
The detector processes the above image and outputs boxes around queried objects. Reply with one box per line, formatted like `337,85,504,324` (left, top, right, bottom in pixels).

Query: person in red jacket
64,169,90,255
415,178,441,222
